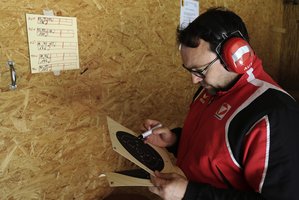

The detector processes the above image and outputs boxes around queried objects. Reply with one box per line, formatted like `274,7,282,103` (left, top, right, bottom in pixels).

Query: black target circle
116,131,164,171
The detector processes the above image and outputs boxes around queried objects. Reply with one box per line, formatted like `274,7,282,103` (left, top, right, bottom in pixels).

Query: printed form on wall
180,0,199,30
26,14,79,74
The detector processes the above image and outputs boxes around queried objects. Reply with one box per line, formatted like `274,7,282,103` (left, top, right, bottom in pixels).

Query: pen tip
137,135,143,140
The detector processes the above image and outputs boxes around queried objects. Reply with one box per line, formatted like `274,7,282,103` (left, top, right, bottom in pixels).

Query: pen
137,123,162,140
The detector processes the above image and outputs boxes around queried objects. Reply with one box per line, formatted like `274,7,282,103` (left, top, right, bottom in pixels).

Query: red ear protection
220,37,255,74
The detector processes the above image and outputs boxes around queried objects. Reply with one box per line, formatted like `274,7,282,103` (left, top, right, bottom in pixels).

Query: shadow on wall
102,187,161,200
104,193,151,200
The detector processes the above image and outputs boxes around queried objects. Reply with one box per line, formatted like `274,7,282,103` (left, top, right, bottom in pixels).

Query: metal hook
7,60,17,90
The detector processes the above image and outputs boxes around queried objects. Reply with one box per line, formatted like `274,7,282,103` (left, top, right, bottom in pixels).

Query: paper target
116,131,164,171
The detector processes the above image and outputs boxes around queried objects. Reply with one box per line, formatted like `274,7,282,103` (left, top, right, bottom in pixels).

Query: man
141,7,299,200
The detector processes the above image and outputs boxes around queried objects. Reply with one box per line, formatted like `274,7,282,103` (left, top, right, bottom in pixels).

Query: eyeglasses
182,57,218,78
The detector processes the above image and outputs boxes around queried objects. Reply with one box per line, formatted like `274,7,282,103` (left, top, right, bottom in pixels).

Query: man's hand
149,171,188,200
140,119,177,147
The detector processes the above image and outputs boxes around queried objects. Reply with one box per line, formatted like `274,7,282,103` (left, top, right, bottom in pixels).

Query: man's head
177,7,249,52
178,7,254,94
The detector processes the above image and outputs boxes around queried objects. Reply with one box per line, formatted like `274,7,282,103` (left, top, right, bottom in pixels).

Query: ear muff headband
215,31,255,74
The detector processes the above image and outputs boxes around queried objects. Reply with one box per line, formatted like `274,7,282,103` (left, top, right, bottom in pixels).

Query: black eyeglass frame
182,56,218,78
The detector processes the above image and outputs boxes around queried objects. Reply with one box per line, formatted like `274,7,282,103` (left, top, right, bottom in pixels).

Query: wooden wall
279,4,299,100
0,0,286,199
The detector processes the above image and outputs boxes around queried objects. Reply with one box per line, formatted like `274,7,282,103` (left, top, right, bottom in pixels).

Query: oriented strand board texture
0,0,284,199
279,5,299,90
0,1,190,199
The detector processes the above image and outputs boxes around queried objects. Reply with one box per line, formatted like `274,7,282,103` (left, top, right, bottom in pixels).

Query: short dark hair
177,7,249,52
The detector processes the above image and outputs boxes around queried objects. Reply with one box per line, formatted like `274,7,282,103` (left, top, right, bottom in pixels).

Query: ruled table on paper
26,14,79,74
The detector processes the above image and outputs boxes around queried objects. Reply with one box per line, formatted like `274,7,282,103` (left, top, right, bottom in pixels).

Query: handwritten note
26,14,79,73
179,0,199,30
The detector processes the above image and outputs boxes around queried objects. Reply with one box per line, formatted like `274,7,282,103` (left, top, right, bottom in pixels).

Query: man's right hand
140,119,177,148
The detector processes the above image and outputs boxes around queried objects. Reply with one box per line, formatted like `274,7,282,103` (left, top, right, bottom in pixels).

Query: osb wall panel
0,0,190,199
279,5,299,93
0,0,283,199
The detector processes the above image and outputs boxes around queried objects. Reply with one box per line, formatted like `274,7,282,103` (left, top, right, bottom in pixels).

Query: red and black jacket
169,57,299,200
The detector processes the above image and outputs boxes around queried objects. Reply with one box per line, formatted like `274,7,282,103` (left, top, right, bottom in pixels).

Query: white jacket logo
200,93,209,104
215,103,231,120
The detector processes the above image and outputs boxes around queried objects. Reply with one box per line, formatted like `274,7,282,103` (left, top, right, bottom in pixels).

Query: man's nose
191,74,203,84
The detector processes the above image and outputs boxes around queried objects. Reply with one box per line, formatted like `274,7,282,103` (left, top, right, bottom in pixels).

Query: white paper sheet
26,14,79,74
179,0,199,30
